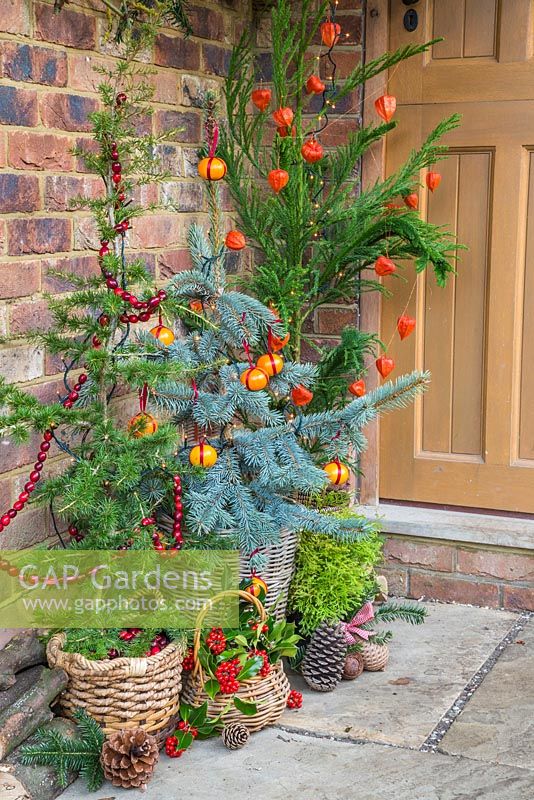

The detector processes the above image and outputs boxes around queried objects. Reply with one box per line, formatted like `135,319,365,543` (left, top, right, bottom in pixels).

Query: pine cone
101,728,159,790
301,621,347,692
362,641,390,671
222,722,250,750
342,651,364,680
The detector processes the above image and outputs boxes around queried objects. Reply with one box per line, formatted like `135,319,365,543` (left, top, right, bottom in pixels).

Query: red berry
112,174,122,185
43,430,53,442
287,690,303,709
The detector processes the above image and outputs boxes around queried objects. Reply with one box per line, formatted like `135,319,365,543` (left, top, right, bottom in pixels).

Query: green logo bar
0,550,239,629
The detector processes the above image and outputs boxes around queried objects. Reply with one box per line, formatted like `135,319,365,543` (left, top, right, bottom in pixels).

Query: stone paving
62,600,534,800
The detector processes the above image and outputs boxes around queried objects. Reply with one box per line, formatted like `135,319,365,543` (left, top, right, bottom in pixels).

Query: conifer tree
219,0,461,396
0,20,191,554
149,105,431,569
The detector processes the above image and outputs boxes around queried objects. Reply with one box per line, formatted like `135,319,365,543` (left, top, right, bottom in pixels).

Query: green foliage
289,511,384,635
51,628,186,661
308,327,380,412
220,0,462,392
19,709,105,791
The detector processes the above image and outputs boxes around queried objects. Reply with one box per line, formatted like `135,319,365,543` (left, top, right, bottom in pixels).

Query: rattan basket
240,528,298,620
181,590,291,733
47,633,184,745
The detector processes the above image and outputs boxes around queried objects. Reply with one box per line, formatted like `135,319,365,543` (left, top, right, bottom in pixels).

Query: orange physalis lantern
320,20,341,48
225,230,246,250
376,355,395,379
301,137,324,164
404,193,419,210
291,384,313,406
268,329,290,352
348,379,366,397
426,171,442,192
251,87,271,112
272,107,294,128
374,94,396,123
268,169,289,193
374,256,396,276
306,75,326,95
397,315,416,341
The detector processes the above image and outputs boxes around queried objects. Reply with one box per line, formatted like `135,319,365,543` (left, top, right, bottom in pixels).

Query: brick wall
0,0,251,548
381,535,534,612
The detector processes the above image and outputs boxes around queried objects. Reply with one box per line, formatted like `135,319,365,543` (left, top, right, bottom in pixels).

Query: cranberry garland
151,474,183,551
0,374,88,536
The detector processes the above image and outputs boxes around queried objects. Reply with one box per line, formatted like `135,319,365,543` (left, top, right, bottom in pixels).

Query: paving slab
280,601,518,748
62,728,534,800
440,615,534,770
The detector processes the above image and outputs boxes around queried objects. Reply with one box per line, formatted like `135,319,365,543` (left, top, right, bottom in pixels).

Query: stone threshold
360,503,534,552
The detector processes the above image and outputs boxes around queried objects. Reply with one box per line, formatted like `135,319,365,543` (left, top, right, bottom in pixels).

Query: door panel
379,0,534,513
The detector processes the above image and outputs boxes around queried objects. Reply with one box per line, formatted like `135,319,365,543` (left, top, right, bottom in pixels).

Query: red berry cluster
287,690,303,710
165,721,198,758
118,627,142,642
101,266,167,328
0,374,88,535
182,647,194,671
215,658,241,694
206,627,226,655
249,620,269,634
249,648,270,677
146,631,169,656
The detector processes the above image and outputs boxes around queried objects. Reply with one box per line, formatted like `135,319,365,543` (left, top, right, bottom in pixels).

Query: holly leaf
188,701,209,726
233,697,258,715
234,635,248,646
176,731,194,750
179,703,193,723
204,679,220,700
237,656,263,681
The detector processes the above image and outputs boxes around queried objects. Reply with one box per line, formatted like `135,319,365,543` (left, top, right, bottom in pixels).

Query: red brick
154,34,200,70
189,5,225,40
152,71,180,106
502,585,534,612
159,248,192,279
384,538,455,573
316,306,357,334
319,50,361,80
40,93,99,132
374,565,408,596
181,74,220,108
0,0,31,35
1,43,67,87
42,254,100,293
7,218,71,256
320,117,359,146
0,174,40,213
8,131,74,171
0,132,6,168
26,376,66,404
0,506,50,549
0,477,13,511
68,53,109,92
44,175,102,211
132,216,186,249
0,85,38,127
457,549,534,582
307,87,360,115
0,260,40,299
74,136,100,173
155,110,201,143
73,216,100,251
0,346,43,384
0,221,6,255
334,14,363,45
9,300,54,335
409,572,500,608
335,0,363,9
202,44,232,77
35,2,97,50
161,181,203,211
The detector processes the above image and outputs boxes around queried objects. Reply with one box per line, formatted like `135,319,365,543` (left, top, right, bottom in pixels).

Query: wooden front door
379,0,534,513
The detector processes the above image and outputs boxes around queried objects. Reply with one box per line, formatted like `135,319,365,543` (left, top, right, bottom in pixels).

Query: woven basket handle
192,589,267,680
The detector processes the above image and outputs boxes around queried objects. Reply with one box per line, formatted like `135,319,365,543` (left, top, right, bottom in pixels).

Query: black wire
50,502,67,549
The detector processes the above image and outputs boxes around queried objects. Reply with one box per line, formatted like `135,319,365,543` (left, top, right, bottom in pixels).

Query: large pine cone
301,621,347,692
101,728,159,790
222,722,250,750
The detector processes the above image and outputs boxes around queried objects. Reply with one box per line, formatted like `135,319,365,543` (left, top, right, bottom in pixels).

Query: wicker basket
181,590,290,732
361,641,389,671
240,528,298,620
47,633,184,745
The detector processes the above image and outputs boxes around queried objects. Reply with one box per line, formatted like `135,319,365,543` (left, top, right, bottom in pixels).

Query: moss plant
289,510,383,636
